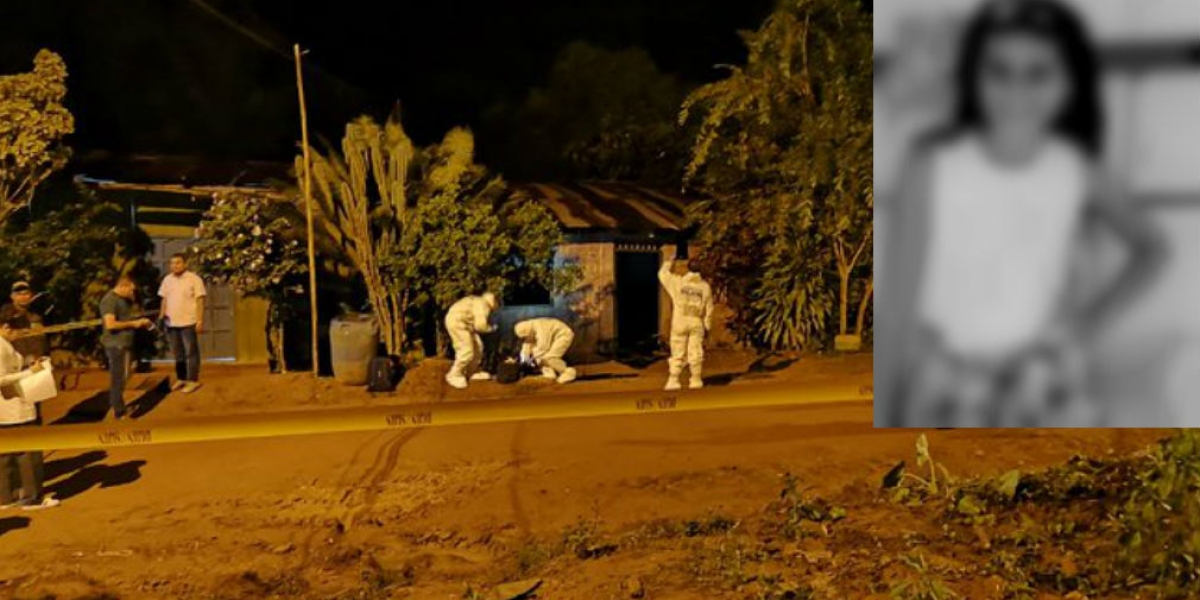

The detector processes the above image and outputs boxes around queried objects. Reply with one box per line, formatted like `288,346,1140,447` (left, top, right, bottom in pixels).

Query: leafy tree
190,193,308,371
305,110,577,357
0,49,74,225
680,0,872,350
0,196,155,360
484,41,690,185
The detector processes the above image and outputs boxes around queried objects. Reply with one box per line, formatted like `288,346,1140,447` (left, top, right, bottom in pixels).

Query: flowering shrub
190,192,307,369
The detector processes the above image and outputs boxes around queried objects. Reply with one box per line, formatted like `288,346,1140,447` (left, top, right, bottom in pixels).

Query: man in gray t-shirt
100,276,153,419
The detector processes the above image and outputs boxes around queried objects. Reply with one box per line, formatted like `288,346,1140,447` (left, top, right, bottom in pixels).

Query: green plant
0,49,75,225
484,41,690,186
560,511,616,560
304,110,577,356
191,192,307,370
680,0,871,350
513,537,553,576
1118,429,1200,596
775,473,846,539
889,554,961,600
891,434,954,503
0,198,155,360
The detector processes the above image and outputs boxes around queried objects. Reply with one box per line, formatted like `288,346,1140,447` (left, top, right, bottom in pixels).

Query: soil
0,352,1175,599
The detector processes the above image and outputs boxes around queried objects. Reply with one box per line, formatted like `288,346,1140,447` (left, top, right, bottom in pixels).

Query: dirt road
0,381,1166,599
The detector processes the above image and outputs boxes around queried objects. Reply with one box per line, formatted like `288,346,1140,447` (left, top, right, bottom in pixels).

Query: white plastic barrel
330,313,379,386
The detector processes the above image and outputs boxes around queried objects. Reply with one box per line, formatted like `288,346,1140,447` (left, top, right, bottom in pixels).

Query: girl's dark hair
951,0,1103,156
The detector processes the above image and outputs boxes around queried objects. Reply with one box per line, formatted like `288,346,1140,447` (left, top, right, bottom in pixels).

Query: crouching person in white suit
444,292,498,389
514,318,577,384
659,256,714,391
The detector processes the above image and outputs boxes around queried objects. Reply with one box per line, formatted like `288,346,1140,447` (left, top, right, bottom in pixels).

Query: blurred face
0,324,10,341
11,290,32,308
115,281,136,299
170,256,187,275
976,32,1070,145
672,260,691,276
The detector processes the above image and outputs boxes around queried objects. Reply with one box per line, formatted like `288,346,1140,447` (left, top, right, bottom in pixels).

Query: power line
181,0,368,97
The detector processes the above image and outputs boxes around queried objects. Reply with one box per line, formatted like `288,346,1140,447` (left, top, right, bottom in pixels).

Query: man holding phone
101,276,155,420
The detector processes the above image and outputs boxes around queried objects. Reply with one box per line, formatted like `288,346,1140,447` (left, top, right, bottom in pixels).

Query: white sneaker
542,367,558,379
171,380,187,392
446,374,468,389
20,494,60,511
557,368,577,384
689,378,704,389
664,378,682,391
181,381,202,394
470,372,492,381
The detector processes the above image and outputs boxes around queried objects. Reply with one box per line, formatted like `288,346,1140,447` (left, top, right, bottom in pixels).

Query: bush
0,198,156,360
1119,429,1200,596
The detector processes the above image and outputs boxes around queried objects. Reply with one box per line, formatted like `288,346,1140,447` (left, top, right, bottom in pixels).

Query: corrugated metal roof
508,181,695,233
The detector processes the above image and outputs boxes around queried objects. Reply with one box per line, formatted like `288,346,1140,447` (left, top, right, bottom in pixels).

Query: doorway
615,246,660,355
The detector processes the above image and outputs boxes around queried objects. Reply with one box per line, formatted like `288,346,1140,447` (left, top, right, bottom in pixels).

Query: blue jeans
105,345,130,417
166,326,201,382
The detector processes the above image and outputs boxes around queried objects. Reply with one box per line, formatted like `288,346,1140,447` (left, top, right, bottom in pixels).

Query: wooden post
294,44,320,376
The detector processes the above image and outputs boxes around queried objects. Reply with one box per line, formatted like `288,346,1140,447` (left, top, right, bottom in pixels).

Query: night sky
1,0,777,171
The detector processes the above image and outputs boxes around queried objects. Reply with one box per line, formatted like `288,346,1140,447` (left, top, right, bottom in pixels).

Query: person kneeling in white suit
444,292,498,389
659,256,714,391
514,318,577,384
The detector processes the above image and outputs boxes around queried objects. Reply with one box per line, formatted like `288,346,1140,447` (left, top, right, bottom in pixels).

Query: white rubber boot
470,372,492,381
664,377,682,391
557,368,577,384
689,376,704,389
542,367,558,379
445,374,468,389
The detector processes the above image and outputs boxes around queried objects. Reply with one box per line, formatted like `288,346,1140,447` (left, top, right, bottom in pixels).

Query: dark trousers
0,418,45,505
166,326,201,382
106,345,130,417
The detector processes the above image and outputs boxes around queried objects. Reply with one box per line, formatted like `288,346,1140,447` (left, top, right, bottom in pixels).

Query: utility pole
294,44,320,376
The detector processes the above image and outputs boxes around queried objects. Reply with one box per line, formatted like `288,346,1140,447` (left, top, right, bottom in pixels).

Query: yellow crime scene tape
0,381,872,453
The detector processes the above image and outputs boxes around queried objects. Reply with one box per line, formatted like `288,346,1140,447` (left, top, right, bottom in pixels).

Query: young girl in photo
878,0,1168,427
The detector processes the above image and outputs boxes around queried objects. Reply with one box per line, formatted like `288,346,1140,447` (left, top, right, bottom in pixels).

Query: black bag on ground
496,359,522,384
367,356,400,392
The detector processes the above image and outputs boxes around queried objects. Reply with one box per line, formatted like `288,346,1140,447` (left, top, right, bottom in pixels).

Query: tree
0,49,74,225
190,193,308,371
680,0,872,350
0,195,156,361
305,110,576,357
483,41,690,185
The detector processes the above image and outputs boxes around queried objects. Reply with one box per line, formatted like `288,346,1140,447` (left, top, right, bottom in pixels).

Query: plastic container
330,313,379,386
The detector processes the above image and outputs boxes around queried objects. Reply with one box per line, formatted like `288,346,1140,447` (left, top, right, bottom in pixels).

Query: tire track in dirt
507,422,532,534
294,429,423,567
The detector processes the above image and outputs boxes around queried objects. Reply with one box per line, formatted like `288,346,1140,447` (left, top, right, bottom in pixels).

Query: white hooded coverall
444,294,496,381
659,260,714,385
514,318,575,376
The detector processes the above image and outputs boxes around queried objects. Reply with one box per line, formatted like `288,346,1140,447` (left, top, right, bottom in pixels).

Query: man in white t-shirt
158,253,207,393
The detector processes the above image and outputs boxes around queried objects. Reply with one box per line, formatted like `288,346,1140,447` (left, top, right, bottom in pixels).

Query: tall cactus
302,111,414,356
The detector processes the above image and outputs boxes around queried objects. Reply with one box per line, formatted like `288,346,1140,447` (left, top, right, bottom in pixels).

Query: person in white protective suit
658,256,714,391
514,317,577,384
444,292,498,389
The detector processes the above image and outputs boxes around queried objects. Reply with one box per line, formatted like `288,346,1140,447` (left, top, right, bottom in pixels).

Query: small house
78,156,734,365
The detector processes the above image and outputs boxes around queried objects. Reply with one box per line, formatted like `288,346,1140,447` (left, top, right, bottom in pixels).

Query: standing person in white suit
514,317,577,384
659,250,714,391
444,292,498,389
